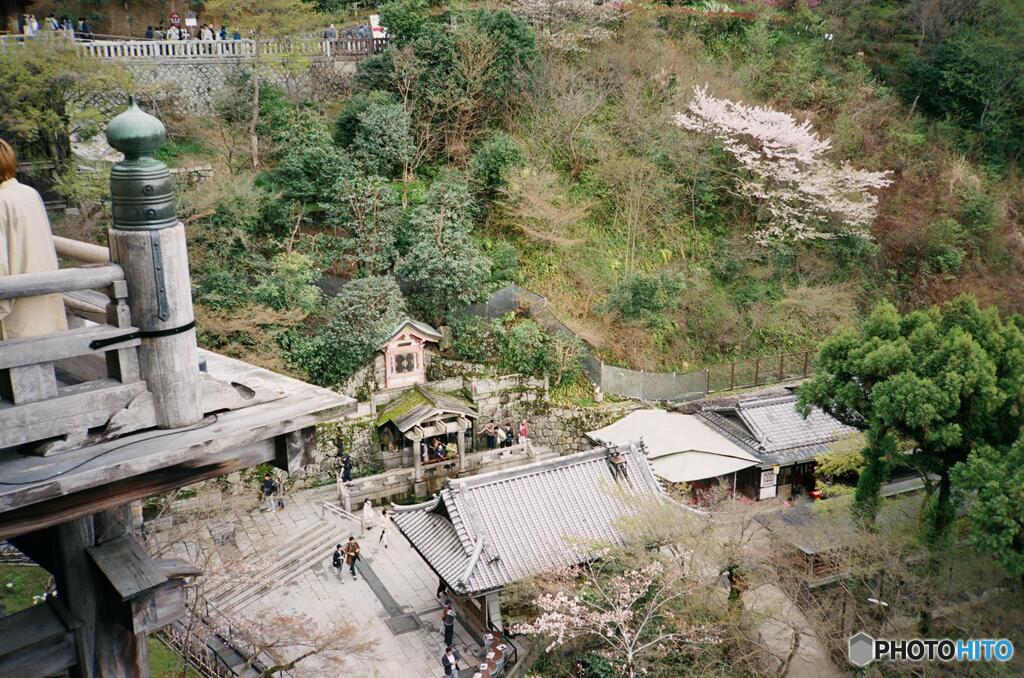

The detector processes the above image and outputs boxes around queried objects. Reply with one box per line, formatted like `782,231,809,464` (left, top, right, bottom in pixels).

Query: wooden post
753,358,760,386
411,434,423,482
730,362,736,391
105,98,202,429
803,351,810,378
54,516,97,678
778,354,785,382
457,428,467,472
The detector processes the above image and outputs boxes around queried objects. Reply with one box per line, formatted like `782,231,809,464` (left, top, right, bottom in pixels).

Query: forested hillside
5,0,1022,386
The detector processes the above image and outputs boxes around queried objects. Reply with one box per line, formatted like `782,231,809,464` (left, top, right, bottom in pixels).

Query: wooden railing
0,237,146,453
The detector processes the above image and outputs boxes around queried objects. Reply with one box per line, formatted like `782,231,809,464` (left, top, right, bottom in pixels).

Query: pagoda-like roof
376,384,476,431
391,445,665,596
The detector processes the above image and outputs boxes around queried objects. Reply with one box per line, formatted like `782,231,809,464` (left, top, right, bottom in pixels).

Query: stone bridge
4,33,388,112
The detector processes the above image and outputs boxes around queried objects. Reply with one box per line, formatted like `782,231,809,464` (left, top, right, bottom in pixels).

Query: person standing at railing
219,25,228,41
0,140,68,341
145,25,154,39
45,14,60,32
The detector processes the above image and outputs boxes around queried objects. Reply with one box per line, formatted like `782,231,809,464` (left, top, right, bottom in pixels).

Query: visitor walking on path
261,474,277,513
0,140,69,341
441,646,461,677
378,508,391,550
361,499,376,533
332,544,344,579
484,422,497,449
518,418,530,445
341,454,352,482
344,536,361,579
441,599,456,646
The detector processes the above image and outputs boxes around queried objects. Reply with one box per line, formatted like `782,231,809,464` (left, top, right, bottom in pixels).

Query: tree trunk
249,41,262,169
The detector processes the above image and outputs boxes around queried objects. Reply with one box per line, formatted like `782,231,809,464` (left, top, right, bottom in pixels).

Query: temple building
588,394,853,502
391,444,666,634
375,318,441,390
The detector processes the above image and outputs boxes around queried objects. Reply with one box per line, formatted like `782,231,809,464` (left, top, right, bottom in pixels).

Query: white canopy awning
587,409,759,483
648,451,757,483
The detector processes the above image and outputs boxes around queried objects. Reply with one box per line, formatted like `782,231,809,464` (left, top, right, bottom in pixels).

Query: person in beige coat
0,139,68,340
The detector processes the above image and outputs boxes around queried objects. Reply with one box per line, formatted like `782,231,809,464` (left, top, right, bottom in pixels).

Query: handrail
53,235,111,265
0,264,123,301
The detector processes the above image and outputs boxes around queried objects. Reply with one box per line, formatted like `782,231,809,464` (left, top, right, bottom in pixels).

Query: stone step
207,520,335,611
213,521,342,614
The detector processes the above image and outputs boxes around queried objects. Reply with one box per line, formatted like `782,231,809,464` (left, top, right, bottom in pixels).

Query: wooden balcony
0,235,355,541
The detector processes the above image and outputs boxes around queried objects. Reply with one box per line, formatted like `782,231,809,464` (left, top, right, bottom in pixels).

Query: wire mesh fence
466,285,815,402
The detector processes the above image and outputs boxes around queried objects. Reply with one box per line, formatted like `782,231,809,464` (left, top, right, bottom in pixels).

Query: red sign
169,12,181,26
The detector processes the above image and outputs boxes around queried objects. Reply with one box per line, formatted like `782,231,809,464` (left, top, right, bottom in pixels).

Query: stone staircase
207,520,338,615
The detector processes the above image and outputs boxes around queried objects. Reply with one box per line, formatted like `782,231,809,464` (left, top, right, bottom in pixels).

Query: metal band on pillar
107,97,202,428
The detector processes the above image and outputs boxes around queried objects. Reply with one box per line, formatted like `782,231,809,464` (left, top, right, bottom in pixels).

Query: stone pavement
165,487,492,677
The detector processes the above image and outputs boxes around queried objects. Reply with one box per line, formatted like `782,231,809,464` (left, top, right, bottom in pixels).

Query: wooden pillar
457,428,467,472
92,506,149,677
55,516,97,678
105,98,202,430
411,434,423,482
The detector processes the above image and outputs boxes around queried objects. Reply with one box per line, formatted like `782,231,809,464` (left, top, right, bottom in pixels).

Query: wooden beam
130,580,185,634
0,381,149,449
0,439,277,541
0,265,123,301
273,426,315,474
54,516,97,678
0,598,79,678
87,536,167,601
0,324,140,370
53,236,111,265
0,362,57,404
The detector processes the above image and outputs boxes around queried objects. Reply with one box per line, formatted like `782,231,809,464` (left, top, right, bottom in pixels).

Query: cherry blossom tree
512,557,719,678
675,85,892,244
513,0,624,53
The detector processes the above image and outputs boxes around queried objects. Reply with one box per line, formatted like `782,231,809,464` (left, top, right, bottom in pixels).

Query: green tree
953,435,1024,583
253,252,322,314
799,296,1024,543
605,272,683,326
286,276,406,385
204,0,317,168
348,102,414,179
378,0,430,45
395,171,490,323
469,131,522,200
334,90,396,146
329,173,402,276
0,36,130,178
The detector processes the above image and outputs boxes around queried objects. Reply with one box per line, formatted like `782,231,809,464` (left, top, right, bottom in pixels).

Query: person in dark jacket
261,474,277,513
341,454,352,482
145,26,154,39
441,599,456,646
344,536,360,579
441,646,461,677
331,544,344,579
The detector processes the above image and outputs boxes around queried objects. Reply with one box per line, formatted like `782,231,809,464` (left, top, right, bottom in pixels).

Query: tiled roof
379,318,442,348
391,445,666,596
698,394,855,466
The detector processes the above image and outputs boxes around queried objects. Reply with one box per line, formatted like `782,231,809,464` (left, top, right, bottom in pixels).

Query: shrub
448,316,502,363
253,252,322,314
334,90,396,147
605,272,684,323
500,319,553,376
482,239,522,289
470,131,523,199
378,0,430,45
349,102,414,179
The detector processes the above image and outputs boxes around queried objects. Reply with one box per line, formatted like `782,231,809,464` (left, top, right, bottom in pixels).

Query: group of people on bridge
14,13,92,38
145,24,242,41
